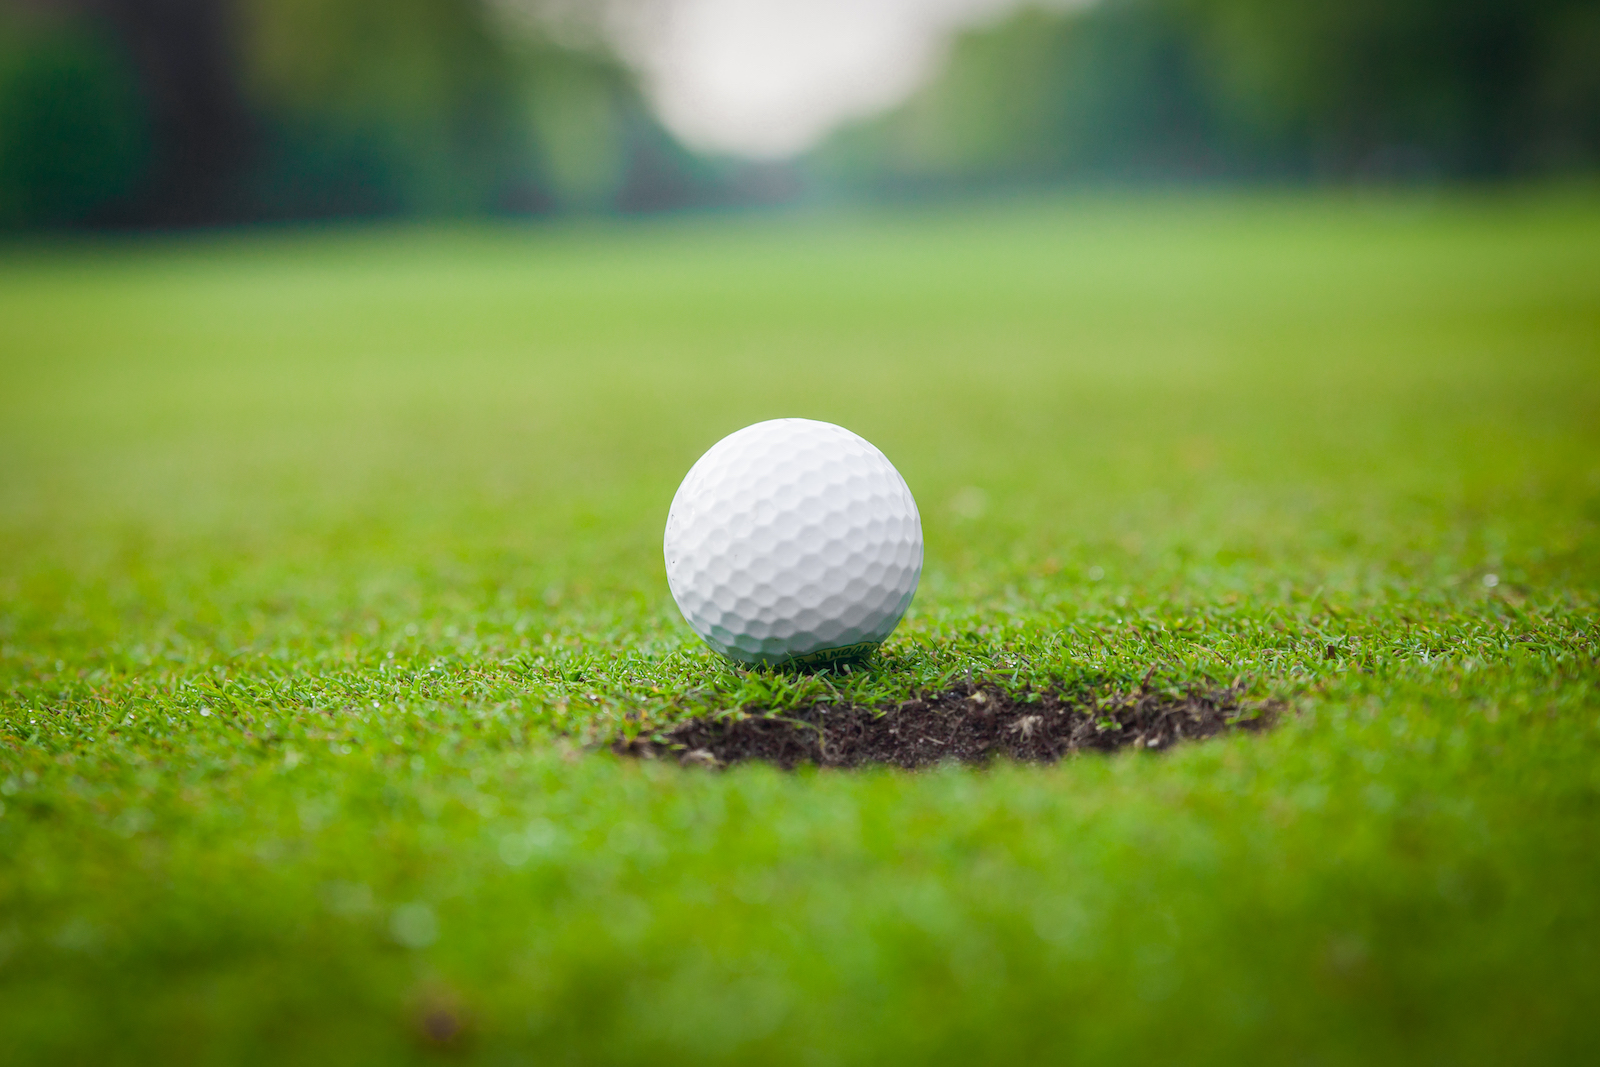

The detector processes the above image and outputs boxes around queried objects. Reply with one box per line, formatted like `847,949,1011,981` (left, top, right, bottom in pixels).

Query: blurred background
1,0,1597,232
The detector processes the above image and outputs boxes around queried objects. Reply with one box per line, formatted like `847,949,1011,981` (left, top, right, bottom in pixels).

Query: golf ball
664,418,923,666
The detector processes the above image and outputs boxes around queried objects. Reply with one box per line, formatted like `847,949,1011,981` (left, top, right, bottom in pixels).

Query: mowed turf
1,191,1597,1064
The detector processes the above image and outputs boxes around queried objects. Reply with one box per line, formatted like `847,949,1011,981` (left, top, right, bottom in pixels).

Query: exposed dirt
614,679,1281,770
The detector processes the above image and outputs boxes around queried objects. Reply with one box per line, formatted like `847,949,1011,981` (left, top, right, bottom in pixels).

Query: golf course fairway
2,191,1597,1064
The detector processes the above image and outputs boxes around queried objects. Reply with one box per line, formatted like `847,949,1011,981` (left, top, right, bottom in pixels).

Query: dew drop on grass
322,881,374,917
949,486,988,520
498,833,533,867
391,903,438,949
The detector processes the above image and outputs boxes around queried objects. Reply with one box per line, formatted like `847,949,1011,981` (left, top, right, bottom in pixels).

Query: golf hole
615,680,1282,770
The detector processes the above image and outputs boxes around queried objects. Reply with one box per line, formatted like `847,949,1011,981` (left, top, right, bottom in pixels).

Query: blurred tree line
817,0,1600,189
2,0,1597,230
0,0,727,229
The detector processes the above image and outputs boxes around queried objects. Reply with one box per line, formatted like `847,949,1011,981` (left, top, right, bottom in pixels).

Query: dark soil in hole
615,679,1281,770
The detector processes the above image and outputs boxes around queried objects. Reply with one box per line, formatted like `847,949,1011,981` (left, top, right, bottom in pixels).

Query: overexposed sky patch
518,0,1078,159
495,0,1089,158
630,0,1029,158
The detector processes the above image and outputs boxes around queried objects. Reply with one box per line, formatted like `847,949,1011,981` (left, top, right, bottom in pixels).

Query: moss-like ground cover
2,192,1597,1064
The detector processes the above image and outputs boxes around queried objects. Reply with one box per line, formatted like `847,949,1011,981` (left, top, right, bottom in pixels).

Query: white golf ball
664,418,923,666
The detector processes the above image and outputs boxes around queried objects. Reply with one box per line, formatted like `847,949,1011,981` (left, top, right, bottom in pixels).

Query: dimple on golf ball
663,418,923,666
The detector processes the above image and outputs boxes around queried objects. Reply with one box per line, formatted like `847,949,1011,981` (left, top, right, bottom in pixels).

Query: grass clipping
616,679,1280,770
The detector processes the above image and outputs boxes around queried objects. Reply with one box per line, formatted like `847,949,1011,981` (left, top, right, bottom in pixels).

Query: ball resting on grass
664,418,923,667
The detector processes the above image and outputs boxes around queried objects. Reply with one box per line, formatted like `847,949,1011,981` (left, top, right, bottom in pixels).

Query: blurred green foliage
0,0,1598,224
1186,0,1600,168
817,0,1600,189
240,0,530,218
236,0,684,218
0,11,147,227
0,0,717,228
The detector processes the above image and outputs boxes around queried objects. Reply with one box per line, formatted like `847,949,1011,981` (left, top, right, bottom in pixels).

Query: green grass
1,190,1598,1064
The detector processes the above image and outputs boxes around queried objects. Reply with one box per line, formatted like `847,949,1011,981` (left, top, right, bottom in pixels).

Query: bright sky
596,0,1074,159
